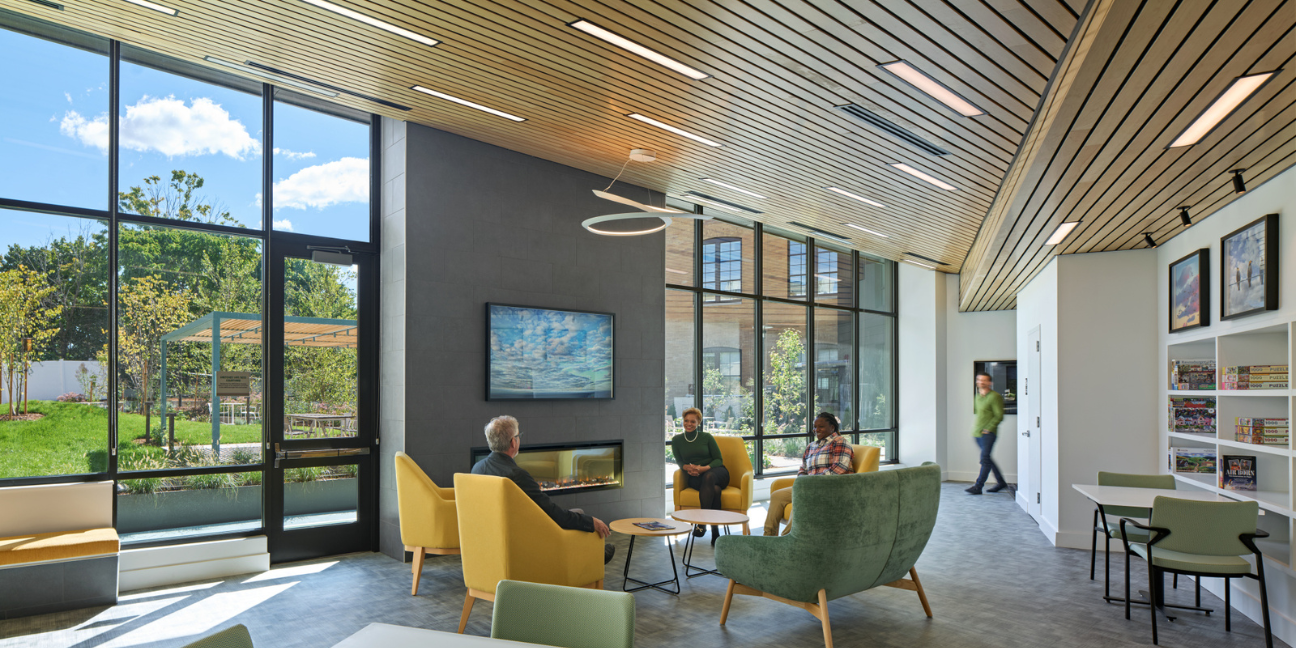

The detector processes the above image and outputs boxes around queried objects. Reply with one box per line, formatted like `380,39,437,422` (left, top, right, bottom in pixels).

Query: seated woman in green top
671,407,728,544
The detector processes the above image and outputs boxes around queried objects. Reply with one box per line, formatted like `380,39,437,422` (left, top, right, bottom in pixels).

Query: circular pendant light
582,213,672,236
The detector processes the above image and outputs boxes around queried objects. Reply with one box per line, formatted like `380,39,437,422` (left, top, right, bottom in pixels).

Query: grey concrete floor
0,483,1285,648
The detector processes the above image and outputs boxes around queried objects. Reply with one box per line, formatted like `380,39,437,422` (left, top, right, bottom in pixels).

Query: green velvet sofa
715,462,942,648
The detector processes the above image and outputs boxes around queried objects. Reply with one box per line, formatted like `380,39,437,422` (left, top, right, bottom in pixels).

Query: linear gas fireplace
471,440,623,496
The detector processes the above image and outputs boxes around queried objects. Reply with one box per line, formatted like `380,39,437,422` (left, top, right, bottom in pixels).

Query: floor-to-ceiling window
664,210,899,480
0,15,378,555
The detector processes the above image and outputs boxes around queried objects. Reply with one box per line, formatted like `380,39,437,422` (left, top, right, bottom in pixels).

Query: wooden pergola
159,311,357,451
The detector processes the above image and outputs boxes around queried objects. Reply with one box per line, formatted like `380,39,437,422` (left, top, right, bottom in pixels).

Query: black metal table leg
681,524,729,579
621,535,681,595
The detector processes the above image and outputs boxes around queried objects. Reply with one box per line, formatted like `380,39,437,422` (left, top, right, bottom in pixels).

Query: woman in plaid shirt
763,412,855,536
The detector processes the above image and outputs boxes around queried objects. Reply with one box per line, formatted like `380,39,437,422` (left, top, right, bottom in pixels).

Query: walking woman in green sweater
671,407,728,544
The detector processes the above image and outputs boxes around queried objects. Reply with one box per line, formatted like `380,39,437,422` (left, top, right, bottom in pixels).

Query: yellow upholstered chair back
673,434,755,513
453,473,604,596
850,445,881,474
394,451,458,550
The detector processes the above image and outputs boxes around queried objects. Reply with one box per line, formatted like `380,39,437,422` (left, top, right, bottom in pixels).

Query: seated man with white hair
471,415,615,564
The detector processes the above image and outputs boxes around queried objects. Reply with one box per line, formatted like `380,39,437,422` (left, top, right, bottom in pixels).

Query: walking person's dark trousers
974,432,1005,488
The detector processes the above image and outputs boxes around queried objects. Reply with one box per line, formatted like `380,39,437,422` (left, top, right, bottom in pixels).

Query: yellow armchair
454,473,605,634
673,435,754,527
394,451,459,596
769,444,881,535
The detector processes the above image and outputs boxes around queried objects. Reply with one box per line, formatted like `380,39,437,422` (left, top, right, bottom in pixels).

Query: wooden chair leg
817,589,833,648
720,579,735,625
909,568,933,618
410,547,425,596
458,594,476,634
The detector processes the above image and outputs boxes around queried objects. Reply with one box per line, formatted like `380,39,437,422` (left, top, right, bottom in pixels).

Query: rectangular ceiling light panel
570,20,709,80
835,104,950,156
700,178,765,199
902,259,937,270
891,163,956,191
411,86,525,122
879,60,984,117
682,191,762,214
627,113,723,147
1168,72,1278,148
1045,221,1080,245
124,0,177,15
788,221,850,243
204,57,339,97
843,223,888,238
302,0,439,46
825,186,885,208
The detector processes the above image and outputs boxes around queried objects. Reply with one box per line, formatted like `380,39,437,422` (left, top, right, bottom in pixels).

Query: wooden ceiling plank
938,0,1063,71
964,0,1230,309
43,0,996,245
996,0,1075,44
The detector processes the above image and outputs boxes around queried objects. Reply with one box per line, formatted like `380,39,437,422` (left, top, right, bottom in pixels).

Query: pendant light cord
603,156,632,192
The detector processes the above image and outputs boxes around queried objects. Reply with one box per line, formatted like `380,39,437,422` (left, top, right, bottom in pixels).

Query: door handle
1021,431,1031,437
274,443,370,467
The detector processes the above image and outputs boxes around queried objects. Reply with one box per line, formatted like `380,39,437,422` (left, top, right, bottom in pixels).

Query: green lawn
0,400,262,479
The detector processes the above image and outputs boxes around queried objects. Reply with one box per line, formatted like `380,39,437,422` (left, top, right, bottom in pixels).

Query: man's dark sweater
471,451,595,533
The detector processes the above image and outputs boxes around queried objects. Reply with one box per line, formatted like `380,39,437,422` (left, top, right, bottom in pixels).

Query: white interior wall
1016,259,1060,533
944,273,1018,483
898,263,947,476
1153,167,1296,642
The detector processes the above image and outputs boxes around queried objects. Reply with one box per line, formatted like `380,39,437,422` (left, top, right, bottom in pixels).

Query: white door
1026,327,1043,519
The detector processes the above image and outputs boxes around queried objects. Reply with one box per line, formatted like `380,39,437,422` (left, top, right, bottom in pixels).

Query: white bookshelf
1164,319,1295,569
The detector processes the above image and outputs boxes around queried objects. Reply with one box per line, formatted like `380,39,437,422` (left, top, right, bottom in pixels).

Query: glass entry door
265,237,377,562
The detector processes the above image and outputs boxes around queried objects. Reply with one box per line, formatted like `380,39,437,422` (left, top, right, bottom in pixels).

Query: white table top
331,623,536,648
1072,483,1234,508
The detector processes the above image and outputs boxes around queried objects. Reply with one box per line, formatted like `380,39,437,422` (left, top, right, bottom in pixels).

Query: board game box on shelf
1221,365,1290,390
1220,455,1257,491
1235,417,1290,446
1169,396,1217,435
1170,360,1217,390
1171,447,1217,474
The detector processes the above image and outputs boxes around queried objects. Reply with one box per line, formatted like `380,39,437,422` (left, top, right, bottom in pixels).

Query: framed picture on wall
485,303,615,400
1220,214,1279,321
973,361,1017,415
1169,248,1209,333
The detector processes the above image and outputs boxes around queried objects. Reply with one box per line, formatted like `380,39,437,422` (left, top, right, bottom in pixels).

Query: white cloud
64,91,72,104
273,157,368,210
273,219,293,231
60,95,260,159
273,147,316,161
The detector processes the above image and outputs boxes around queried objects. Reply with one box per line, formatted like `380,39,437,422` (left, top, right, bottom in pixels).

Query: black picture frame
1220,214,1280,321
973,361,1017,415
484,302,615,401
1169,248,1210,333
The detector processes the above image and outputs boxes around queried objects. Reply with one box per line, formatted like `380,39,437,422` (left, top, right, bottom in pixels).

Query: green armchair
715,463,941,648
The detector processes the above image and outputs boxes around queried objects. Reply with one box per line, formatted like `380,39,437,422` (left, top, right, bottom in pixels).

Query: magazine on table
633,521,676,531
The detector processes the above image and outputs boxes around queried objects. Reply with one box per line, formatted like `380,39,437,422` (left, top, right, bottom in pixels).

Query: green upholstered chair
1120,496,1272,647
714,463,940,648
1090,472,1175,599
181,625,254,648
490,580,635,648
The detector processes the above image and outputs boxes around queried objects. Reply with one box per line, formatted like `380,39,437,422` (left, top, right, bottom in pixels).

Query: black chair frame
1092,504,1182,604
1120,518,1273,648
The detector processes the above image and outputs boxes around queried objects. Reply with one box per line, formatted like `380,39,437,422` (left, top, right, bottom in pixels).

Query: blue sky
1,27,371,248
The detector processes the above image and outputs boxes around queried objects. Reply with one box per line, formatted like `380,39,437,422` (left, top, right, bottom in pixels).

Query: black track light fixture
1179,207,1192,227
1143,232,1157,248
1230,168,1248,194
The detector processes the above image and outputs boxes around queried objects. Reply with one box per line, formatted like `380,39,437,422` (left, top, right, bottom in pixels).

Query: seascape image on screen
488,304,613,400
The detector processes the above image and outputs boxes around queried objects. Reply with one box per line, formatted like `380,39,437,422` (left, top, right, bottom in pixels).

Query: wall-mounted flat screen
486,303,614,400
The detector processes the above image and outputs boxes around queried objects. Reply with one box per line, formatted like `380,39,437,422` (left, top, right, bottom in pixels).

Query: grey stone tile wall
378,118,407,560
378,122,666,559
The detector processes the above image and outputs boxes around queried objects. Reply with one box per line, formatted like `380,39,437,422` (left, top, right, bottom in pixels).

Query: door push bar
274,443,370,468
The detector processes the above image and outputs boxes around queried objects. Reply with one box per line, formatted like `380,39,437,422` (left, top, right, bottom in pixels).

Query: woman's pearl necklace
684,427,699,443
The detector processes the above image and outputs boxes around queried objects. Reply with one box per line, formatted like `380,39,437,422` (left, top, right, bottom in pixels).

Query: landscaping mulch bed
0,413,45,422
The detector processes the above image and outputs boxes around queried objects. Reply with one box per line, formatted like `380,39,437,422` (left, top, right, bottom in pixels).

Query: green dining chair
1090,471,1175,600
181,625,254,648
1120,496,1272,647
490,580,635,648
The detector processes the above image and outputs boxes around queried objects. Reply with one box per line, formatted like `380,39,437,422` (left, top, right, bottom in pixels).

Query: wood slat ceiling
0,0,1079,272
959,0,1296,311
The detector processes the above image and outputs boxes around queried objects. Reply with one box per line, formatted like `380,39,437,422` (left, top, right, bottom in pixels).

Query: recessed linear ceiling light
835,105,950,156
843,223,888,238
123,0,177,15
700,178,765,199
681,192,762,214
242,61,410,110
788,221,851,243
879,60,983,117
569,19,709,81
411,86,525,122
1168,72,1277,148
903,252,944,266
902,259,937,270
627,113,723,147
890,163,956,191
1045,221,1080,246
204,57,339,98
27,0,64,10
825,186,885,208
302,0,439,47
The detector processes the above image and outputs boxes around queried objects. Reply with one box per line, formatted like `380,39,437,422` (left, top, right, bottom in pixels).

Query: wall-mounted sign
215,371,252,397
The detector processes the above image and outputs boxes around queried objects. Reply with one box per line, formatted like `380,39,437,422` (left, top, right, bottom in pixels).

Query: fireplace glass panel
471,441,623,495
